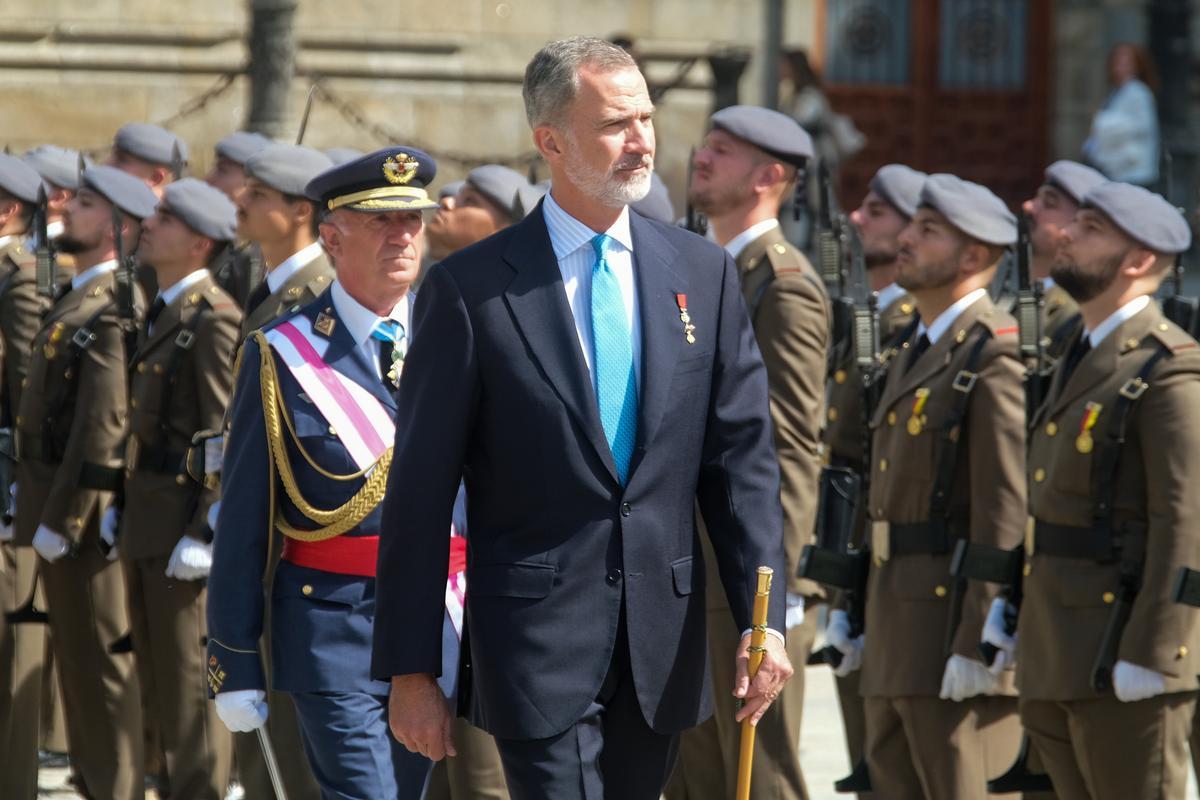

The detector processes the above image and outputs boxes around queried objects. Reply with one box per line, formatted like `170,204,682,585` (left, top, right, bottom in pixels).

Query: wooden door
818,0,1051,210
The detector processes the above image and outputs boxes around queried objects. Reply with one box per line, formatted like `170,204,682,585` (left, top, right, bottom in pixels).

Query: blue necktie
370,319,406,388
590,234,638,484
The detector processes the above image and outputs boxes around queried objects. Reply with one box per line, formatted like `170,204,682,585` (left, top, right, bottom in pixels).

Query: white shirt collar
72,259,118,291
157,268,210,308
267,241,324,293
875,282,906,312
918,287,987,345
1041,276,1056,291
1085,295,1150,349
47,219,64,240
330,280,408,348
0,235,16,251
542,192,633,260
724,218,781,261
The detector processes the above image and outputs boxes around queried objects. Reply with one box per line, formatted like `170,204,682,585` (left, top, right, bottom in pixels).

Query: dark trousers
291,689,433,800
493,620,679,800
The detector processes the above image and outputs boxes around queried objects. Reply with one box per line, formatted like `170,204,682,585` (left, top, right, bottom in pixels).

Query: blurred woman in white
1082,42,1160,186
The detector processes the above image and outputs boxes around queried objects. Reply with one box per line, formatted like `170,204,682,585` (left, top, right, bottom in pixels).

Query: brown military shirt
240,250,333,339
122,273,242,560
14,267,143,546
1020,300,1200,700
860,293,1026,697
0,239,49,428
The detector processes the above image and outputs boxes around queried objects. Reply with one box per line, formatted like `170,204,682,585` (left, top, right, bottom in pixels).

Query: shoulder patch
1150,319,1199,353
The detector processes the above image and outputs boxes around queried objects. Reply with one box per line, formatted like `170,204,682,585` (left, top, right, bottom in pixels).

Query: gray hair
522,36,638,128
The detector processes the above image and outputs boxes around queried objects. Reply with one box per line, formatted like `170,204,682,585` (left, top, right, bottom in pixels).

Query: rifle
34,184,56,299
1014,214,1046,415
1161,250,1199,337
111,206,140,358
296,84,318,146
169,141,185,181
684,147,708,236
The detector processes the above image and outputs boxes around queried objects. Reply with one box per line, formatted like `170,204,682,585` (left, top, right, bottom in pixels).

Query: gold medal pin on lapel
675,293,696,344
1076,401,1102,454
907,388,930,435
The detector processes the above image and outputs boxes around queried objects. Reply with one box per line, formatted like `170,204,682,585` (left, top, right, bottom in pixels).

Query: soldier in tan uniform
237,144,335,338
1021,160,1107,363
204,131,272,308
14,165,157,800
817,163,924,792
224,142,335,800
668,104,826,800
0,154,57,800
110,179,242,799
861,174,1026,799
1013,182,1200,800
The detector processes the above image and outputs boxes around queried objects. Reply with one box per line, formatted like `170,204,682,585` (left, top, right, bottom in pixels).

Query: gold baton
735,566,773,800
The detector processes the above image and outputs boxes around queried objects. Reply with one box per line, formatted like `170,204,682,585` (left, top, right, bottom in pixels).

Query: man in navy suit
373,37,793,798
208,147,462,799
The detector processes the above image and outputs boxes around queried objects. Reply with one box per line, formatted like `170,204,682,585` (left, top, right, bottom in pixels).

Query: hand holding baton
735,566,773,800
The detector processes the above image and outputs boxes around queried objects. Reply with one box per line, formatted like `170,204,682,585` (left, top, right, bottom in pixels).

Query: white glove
1113,660,1167,703
982,597,1018,675
785,592,805,630
99,506,121,561
825,609,864,677
214,689,268,732
165,536,212,581
939,653,998,702
32,525,70,563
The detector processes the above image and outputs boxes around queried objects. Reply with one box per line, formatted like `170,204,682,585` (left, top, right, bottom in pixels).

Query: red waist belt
282,534,468,578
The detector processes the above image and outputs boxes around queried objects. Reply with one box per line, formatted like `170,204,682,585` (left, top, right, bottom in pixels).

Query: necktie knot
591,233,615,266
371,319,403,343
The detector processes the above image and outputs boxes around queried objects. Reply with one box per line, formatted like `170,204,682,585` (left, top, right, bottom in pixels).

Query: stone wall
2,1,819,212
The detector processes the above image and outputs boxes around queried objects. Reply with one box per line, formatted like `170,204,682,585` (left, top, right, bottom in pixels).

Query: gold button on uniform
827,407,838,422
834,370,847,385
130,398,138,408
301,585,313,596
887,411,897,426
879,458,889,472
1178,646,1189,659
1045,421,1057,437
1033,468,1045,482
1103,592,1115,605
1023,563,1032,577
175,475,187,486
934,585,947,598
137,363,146,373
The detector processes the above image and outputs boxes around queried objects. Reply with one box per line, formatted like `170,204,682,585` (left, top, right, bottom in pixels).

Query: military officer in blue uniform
207,146,459,800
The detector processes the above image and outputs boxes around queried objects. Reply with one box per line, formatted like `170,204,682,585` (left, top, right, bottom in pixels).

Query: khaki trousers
0,544,45,799
863,694,1022,800
1022,692,1196,800
426,716,511,800
126,555,232,799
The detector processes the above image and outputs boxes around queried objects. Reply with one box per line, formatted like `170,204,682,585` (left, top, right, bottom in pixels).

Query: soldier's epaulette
1147,319,1198,354
305,272,332,295
975,307,1020,338
6,243,33,268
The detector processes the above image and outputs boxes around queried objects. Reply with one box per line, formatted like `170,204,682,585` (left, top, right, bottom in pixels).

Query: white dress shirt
723,218,780,261
72,259,118,291
266,241,324,293
876,282,906,313
542,192,642,395
149,268,210,334
919,288,987,345
1085,295,1150,349
330,280,409,379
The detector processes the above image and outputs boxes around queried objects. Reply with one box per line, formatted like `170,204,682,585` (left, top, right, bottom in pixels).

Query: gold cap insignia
383,155,419,186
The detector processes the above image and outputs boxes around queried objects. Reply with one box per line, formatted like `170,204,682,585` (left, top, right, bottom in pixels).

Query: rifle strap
154,297,212,452
42,301,114,457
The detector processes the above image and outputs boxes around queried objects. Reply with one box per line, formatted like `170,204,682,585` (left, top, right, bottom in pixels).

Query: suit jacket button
302,585,313,596
606,568,622,585
934,585,947,598
620,502,631,517
1102,591,1115,605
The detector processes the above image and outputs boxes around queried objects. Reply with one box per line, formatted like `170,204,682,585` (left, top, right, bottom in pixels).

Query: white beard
562,137,653,208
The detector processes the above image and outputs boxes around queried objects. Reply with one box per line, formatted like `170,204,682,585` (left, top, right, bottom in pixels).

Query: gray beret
1043,160,1107,205
245,144,334,197
467,165,531,222
113,123,188,167
325,148,364,165
79,165,159,220
438,180,465,201
1082,181,1192,254
513,181,550,220
0,154,47,204
869,164,927,219
632,172,675,223
214,131,273,166
710,105,813,166
919,173,1017,246
161,178,238,242
22,145,91,192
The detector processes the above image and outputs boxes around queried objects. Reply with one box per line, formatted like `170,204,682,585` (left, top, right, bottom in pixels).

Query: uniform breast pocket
287,405,357,476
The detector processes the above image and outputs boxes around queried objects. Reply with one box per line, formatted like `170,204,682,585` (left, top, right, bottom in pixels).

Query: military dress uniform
13,165,156,800
120,181,242,799
669,105,826,800
208,148,457,800
0,154,58,800
860,176,1026,799
1018,183,1200,800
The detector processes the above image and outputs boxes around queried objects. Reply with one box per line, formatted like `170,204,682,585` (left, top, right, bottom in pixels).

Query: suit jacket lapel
629,213,685,467
502,206,618,483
